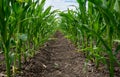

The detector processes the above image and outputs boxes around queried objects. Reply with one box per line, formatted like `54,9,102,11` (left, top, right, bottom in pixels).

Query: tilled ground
19,31,110,77
1,31,120,77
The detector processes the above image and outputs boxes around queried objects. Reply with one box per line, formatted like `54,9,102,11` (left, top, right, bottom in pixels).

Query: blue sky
44,0,78,11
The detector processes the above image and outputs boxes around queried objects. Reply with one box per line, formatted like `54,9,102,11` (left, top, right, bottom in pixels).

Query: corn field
0,0,57,77
0,0,120,77
60,0,120,77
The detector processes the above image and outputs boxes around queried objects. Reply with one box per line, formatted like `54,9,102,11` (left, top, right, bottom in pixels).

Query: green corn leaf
9,53,15,65
81,47,93,51
114,0,120,13
18,33,28,41
114,40,120,43
42,6,51,18
88,0,103,7
93,45,98,50
37,0,46,14
16,0,29,3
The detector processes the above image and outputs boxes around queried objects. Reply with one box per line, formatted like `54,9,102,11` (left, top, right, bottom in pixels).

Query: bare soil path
1,31,114,77
19,31,110,77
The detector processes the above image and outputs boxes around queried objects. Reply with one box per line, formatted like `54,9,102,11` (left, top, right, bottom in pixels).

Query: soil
0,31,120,77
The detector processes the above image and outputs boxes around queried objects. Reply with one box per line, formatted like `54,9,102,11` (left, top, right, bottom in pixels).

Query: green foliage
0,0,57,77
60,0,120,77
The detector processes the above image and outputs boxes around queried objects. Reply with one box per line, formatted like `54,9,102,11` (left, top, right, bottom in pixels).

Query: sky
44,0,78,11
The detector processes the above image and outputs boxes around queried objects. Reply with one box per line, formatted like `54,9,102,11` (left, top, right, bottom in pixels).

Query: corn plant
0,0,57,77
59,0,120,77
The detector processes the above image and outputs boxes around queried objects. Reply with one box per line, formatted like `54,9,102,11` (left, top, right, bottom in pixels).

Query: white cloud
44,0,78,11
